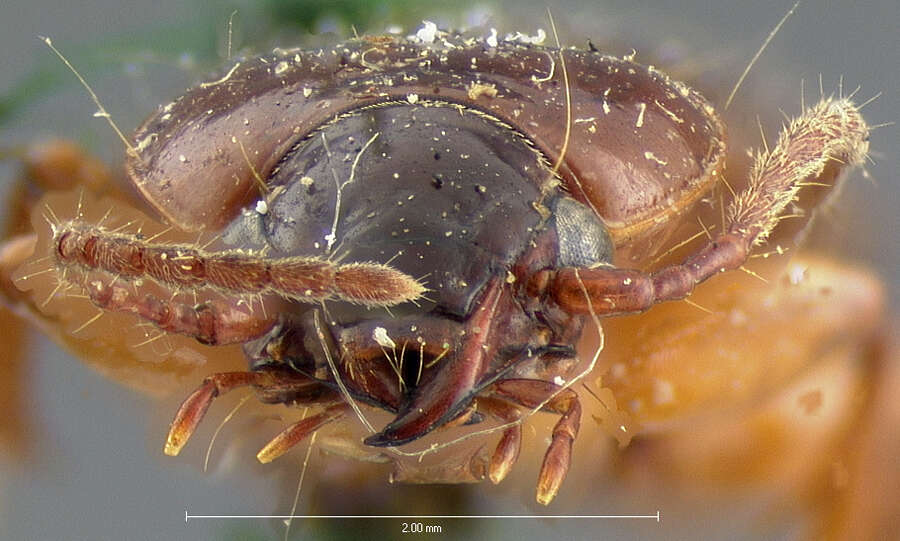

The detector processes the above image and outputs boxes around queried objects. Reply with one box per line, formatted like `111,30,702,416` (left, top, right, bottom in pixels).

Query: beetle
5,20,874,509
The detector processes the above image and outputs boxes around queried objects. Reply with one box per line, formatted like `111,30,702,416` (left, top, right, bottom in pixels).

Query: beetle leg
545,97,869,317
489,379,581,505
18,139,117,194
476,397,523,485
1,140,122,306
257,403,349,463
165,371,263,456
74,272,277,346
165,366,333,456
1,140,136,249
0,234,37,307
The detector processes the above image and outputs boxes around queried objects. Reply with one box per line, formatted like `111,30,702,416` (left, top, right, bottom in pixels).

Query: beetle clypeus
0,11,890,527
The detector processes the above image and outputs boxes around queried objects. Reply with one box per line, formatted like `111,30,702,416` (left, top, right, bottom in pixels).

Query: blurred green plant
0,0,484,129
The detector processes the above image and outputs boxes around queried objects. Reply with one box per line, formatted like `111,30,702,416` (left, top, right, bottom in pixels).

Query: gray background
1,1,897,539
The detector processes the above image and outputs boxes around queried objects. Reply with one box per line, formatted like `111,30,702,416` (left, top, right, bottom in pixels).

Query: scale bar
186,510,660,522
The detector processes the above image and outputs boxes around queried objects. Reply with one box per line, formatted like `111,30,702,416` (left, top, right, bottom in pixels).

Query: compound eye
553,197,614,268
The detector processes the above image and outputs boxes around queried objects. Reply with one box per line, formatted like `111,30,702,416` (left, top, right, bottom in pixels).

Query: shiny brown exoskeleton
17,31,869,505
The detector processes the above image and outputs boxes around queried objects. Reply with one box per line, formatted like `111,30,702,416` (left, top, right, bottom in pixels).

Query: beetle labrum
8,28,869,505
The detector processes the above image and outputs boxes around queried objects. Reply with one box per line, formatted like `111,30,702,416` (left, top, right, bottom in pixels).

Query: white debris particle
654,99,684,123
635,102,647,128
486,28,498,48
415,21,438,43
134,133,157,153
406,93,419,104
373,327,396,349
178,154,187,163
652,379,675,405
255,200,268,214
303,87,312,98
274,61,289,75
644,151,668,166
504,29,546,45
553,376,566,386
467,81,498,100
300,176,314,186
